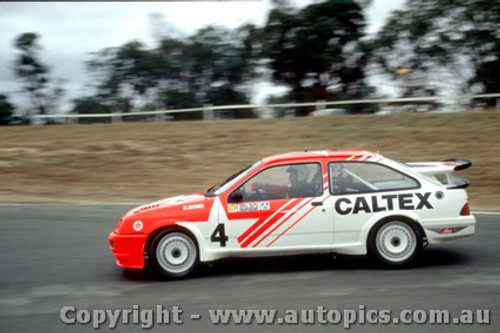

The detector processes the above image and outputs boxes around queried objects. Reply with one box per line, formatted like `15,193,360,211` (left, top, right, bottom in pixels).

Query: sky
0,0,405,113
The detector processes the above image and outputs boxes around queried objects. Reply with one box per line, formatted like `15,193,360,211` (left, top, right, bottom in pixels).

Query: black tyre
150,230,199,279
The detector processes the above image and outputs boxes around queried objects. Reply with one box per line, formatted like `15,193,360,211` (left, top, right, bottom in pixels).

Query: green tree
13,32,66,122
373,0,500,106
184,25,255,112
88,41,169,99
13,33,50,116
206,85,254,119
0,94,15,125
262,0,368,113
87,25,255,119
190,26,250,93
71,97,111,124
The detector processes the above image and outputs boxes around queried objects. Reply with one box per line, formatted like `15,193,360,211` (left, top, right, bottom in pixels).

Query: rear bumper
421,215,476,244
108,231,147,269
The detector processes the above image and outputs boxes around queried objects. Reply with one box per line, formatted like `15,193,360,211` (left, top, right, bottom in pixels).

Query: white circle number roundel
133,220,143,231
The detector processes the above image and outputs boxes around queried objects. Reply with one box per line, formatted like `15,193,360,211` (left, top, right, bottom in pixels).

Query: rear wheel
150,230,199,279
369,220,422,268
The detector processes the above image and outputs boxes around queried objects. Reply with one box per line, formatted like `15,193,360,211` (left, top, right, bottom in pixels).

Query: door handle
311,201,323,206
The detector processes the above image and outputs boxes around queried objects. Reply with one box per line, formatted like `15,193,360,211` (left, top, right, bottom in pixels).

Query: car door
218,162,334,250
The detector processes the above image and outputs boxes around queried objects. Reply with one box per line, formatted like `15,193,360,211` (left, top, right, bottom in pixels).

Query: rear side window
329,162,419,194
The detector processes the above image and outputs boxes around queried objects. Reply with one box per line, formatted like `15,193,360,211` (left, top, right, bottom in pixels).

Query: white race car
109,149,476,278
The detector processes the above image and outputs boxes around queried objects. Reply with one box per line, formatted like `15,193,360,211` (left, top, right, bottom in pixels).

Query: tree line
1,0,499,124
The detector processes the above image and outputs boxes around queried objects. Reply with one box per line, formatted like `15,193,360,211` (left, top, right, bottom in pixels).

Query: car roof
261,149,384,165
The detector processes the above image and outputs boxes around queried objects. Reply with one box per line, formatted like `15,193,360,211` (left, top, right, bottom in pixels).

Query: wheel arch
144,224,199,266
367,215,426,248
360,213,427,254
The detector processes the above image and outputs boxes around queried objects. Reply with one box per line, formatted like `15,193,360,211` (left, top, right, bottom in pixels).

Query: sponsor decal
334,192,433,215
259,201,270,211
183,203,205,210
132,220,143,231
429,226,467,234
134,195,202,213
227,201,271,213
238,202,260,212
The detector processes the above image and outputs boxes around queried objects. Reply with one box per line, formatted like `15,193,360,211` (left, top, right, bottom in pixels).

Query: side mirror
228,190,244,203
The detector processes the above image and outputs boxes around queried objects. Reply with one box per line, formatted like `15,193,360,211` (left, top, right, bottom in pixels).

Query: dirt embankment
0,111,498,210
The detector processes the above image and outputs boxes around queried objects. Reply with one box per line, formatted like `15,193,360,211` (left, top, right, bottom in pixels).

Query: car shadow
120,247,470,282
414,247,471,268
208,248,469,276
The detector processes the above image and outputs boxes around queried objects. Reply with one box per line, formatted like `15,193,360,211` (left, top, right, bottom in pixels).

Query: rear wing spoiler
441,158,472,171
406,158,472,189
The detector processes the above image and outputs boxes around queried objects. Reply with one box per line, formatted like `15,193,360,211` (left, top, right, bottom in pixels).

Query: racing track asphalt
0,204,498,333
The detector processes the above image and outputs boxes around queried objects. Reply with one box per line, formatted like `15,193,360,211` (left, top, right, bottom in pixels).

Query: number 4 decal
210,224,228,247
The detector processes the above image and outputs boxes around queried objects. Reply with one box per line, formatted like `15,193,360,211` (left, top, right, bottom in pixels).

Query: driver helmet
331,164,345,177
286,165,309,183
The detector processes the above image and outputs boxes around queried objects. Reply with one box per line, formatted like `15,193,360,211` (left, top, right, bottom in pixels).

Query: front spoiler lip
108,231,147,269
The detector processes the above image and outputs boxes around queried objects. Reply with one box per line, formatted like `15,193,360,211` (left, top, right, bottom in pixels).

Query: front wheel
369,220,422,268
150,230,199,279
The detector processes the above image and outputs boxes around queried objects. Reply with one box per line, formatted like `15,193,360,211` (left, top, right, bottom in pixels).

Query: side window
237,163,322,201
329,162,419,194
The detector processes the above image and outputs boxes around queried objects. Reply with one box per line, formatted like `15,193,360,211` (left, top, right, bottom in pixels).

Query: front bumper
108,231,147,269
421,215,476,244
